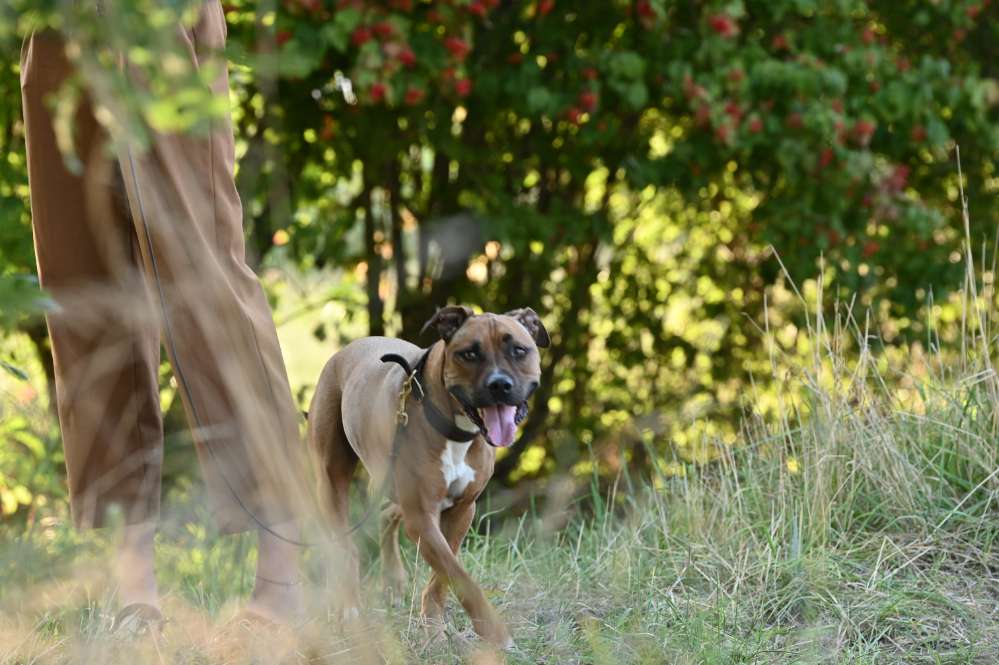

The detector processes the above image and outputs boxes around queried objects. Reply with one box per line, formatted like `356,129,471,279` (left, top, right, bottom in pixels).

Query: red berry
538,0,554,17
727,67,744,83
566,107,583,125
351,26,372,47
444,37,471,61
370,82,387,103
399,47,416,67
708,14,738,38
276,29,293,47
747,116,763,133
886,165,909,192
862,240,880,258
694,104,711,126
724,101,742,122
910,124,927,142
582,67,599,81
299,0,322,14
468,0,487,18
455,78,473,97
818,148,834,169
320,114,336,140
636,0,655,20
771,33,789,51
391,0,413,10
714,123,733,143
852,119,876,145
785,112,803,129
861,27,875,44
578,91,598,112
404,87,424,105
373,22,394,39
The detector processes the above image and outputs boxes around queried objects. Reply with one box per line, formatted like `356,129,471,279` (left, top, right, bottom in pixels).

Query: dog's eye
510,346,528,359
458,349,481,362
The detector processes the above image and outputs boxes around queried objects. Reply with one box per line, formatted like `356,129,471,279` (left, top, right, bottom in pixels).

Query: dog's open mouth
459,401,529,448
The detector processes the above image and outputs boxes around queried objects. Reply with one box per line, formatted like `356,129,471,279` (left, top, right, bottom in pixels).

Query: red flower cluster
444,37,471,61
708,14,738,38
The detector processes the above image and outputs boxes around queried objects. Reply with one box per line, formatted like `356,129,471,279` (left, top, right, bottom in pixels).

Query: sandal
113,602,165,638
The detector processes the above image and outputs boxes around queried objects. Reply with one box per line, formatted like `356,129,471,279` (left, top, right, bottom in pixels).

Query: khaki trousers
20,3,306,532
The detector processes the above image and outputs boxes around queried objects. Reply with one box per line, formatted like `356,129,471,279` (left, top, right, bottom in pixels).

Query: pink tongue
480,405,518,447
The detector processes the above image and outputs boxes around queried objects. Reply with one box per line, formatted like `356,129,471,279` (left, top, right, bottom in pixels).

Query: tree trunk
363,182,385,337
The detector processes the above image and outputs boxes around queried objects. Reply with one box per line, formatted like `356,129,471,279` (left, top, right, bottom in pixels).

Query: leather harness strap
380,351,481,443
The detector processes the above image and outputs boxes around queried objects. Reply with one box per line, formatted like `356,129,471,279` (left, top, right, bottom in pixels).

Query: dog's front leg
403,512,512,649
421,501,475,620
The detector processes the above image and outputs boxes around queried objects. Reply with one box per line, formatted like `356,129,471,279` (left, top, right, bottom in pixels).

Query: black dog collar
381,351,481,443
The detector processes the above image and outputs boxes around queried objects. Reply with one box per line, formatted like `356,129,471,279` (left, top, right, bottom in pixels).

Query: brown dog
307,305,549,648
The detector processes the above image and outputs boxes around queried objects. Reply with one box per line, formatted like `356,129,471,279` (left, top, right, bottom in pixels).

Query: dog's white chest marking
439,440,476,511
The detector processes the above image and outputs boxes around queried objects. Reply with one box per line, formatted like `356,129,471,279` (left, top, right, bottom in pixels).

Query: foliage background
0,0,997,522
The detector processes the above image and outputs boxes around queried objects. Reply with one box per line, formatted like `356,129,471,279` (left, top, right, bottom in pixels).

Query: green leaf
609,52,646,80
334,8,362,35
527,87,554,114
13,430,46,459
321,23,348,53
624,82,648,110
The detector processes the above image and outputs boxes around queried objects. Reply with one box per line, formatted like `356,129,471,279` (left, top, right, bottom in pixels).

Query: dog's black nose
488,374,514,397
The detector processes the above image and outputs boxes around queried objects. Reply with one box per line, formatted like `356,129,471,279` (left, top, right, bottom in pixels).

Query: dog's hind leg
307,381,362,620
379,503,406,602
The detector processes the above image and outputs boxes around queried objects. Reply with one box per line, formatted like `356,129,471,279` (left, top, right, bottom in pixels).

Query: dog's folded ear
421,305,475,342
504,307,551,348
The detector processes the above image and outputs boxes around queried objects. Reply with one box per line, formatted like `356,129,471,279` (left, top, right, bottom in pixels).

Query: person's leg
247,521,305,622
21,30,164,608
111,2,310,618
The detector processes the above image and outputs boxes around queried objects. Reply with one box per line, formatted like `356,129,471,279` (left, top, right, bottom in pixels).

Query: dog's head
421,305,550,447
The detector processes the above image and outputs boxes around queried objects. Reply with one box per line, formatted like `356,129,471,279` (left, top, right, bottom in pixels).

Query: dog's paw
482,625,515,652
418,617,447,647
469,645,512,664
